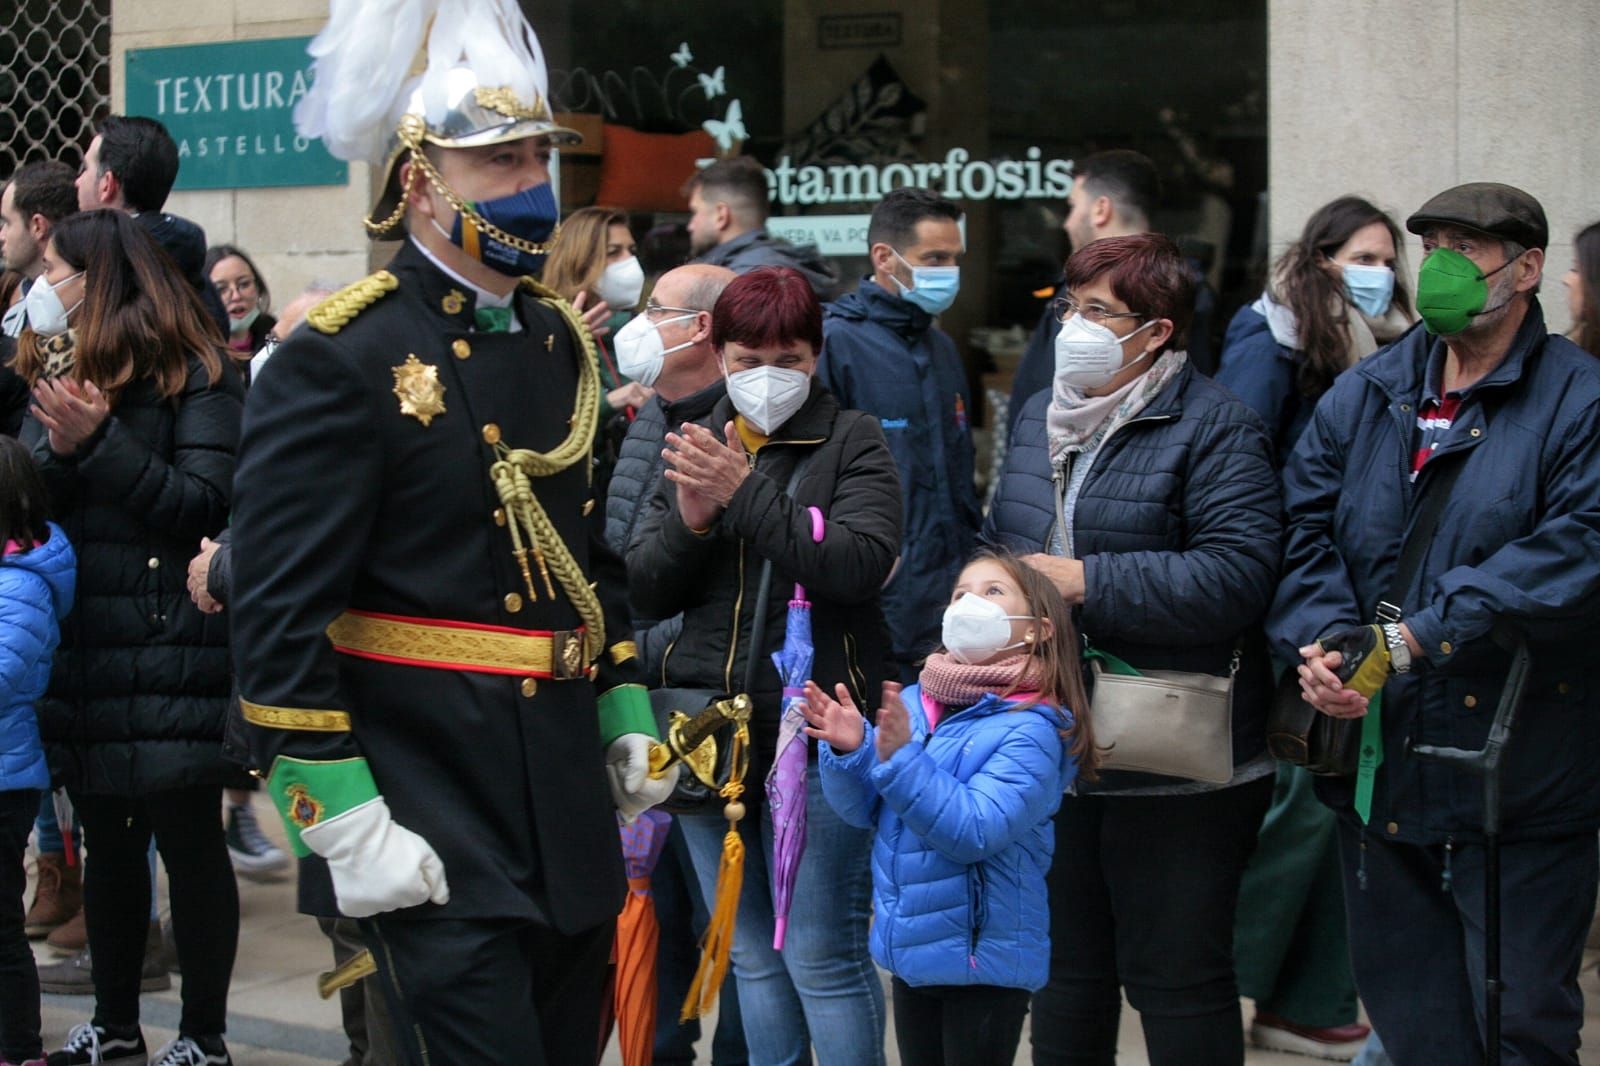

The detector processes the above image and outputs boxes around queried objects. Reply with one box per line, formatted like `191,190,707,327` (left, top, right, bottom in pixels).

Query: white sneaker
146,1037,230,1066
47,1021,148,1066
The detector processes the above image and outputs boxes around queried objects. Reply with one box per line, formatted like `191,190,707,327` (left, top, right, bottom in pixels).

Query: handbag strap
742,447,817,694
1376,449,1469,623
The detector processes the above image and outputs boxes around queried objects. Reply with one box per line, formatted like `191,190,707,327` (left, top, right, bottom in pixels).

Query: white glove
606,732,680,823
299,797,450,918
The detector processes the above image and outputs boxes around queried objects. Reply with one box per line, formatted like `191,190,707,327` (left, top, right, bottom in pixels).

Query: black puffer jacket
23,354,243,795
603,380,726,681
628,380,902,792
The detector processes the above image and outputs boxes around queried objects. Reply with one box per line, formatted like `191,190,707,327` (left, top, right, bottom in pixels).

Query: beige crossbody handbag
1053,457,1236,784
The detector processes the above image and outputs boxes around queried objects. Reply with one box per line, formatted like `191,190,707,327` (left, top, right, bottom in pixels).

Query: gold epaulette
307,270,400,335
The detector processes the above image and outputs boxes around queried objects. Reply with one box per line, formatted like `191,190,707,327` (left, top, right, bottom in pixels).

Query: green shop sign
124,37,347,190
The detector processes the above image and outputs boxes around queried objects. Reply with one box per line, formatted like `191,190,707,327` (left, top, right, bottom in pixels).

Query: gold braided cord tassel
483,293,605,656
681,726,749,1021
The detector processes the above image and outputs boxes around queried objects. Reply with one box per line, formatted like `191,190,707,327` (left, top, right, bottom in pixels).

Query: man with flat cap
1268,181,1600,1064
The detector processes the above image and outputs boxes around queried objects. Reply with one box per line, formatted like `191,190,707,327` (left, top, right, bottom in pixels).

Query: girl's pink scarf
918,650,1045,729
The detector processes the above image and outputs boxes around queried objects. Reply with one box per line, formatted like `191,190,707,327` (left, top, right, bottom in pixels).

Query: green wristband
266,756,382,857
598,683,658,748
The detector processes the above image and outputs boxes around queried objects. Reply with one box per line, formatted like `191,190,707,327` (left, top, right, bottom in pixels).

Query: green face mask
1415,247,1516,335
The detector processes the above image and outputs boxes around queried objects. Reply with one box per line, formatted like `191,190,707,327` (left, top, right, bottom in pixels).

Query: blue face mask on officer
432,181,560,277
890,247,961,315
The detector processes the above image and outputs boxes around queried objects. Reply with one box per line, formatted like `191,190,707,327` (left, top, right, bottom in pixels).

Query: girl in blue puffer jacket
807,549,1096,1066
0,435,75,1066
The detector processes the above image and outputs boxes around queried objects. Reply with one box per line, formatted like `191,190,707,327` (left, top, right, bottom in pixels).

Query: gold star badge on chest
392,354,447,427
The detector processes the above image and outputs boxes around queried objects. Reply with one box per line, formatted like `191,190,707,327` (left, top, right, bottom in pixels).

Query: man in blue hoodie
819,187,979,680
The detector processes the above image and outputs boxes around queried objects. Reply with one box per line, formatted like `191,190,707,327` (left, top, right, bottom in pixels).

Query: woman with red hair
628,266,901,1065
985,233,1282,1066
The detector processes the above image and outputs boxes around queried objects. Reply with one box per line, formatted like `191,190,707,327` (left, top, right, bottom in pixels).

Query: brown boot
24,851,81,938
46,905,87,953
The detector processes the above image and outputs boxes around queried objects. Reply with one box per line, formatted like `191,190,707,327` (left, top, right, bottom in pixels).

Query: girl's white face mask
941,592,1032,664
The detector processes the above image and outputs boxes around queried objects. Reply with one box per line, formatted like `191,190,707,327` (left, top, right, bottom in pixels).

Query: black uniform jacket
230,242,638,930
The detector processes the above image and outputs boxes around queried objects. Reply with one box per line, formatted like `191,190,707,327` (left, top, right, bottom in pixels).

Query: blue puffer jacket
820,684,1074,990
1269,300,1600,843
0,524,76,791
983,364,1281,789
821,280,981,674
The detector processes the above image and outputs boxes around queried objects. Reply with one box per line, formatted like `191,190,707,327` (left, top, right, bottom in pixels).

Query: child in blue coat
0,435,75,1066
806,548,1096,1066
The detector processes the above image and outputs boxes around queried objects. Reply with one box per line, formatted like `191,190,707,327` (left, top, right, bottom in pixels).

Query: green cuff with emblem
266,756,382,857
598,683,658,748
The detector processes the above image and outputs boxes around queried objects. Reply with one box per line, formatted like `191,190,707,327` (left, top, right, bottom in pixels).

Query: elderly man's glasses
1052,294,1145,326
644,299,701,320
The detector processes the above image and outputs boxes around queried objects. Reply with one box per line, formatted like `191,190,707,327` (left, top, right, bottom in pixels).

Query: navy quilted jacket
1270,301,1600,842
983,364,1281,788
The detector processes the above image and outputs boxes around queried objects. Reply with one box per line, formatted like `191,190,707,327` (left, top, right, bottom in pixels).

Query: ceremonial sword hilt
647,693,754,786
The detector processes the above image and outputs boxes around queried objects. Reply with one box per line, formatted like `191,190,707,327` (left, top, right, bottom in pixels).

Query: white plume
295,0,552,164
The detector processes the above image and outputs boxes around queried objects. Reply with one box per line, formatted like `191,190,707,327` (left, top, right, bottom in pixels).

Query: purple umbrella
766,506,825,951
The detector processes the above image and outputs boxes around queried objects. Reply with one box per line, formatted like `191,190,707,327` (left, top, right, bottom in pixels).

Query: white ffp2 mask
613,311,696,388
725,365,810,435
941,592,1031,665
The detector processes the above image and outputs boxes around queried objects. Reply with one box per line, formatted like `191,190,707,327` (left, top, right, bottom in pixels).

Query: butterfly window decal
703,99,746,153
671,42,693,68
698,65,725,100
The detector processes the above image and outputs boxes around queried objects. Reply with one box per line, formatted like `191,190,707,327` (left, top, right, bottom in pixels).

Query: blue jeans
678,761,884,1066
33,791,78,855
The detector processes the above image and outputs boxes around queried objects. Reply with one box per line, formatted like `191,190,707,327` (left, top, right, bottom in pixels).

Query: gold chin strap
489,289,604,662
392,141,562,255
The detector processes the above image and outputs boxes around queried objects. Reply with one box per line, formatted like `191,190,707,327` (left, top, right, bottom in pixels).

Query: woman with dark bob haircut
628,266,902,1065
985,232,1282,1066
17,208,244,1066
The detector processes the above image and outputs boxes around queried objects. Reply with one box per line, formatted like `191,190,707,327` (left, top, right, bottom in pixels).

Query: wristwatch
1381,623,1412,673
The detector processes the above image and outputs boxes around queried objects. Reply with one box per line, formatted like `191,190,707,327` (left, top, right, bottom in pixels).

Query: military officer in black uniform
228,7,676,1062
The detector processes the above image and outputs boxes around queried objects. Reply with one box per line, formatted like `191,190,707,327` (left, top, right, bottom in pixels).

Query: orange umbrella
614,809,672,1066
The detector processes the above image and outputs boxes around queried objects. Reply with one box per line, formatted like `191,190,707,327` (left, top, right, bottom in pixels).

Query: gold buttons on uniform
453,339,471,360
520,678,538,698
442,289,465,314
482,423,501,444
1439,641,1453,655
503,592,523,613
493,507,507,527
1464,694,1477,708
1386,821,1399,835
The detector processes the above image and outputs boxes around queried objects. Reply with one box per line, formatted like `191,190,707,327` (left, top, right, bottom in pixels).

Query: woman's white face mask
1053,314,1158,391
24,272,84,338
596,255,645,310
724,364,810,435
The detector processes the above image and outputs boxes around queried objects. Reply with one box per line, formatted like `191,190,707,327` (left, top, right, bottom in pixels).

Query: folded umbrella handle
794,506,826,602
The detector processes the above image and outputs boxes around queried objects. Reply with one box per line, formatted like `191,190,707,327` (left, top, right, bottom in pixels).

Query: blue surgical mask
1340,262,1395,318
891,248,960,315
433,181,560,277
